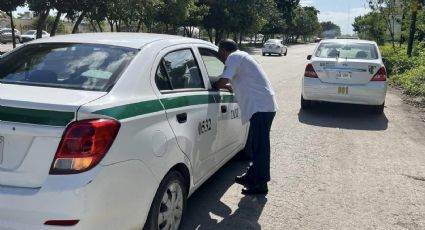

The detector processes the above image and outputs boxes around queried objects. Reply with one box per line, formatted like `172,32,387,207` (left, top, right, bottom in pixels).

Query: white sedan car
262,39,287,56
20,30,50,42
301,39,388,114
0,33,248,229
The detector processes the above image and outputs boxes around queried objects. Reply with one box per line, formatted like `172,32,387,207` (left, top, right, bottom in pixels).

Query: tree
353,12,386,44
369,0,400,48
182,1,209,37
0,0,26,48
28,0,53,39
319,21,341,38
294,6,320,42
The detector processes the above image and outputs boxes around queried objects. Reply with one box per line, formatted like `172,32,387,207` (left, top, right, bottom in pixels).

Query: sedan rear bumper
302,77,387,105
0,161,158,229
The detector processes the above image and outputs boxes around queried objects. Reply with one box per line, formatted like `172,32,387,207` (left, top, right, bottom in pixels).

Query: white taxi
0,33,248,229
301,39,387,114
262,39,287,56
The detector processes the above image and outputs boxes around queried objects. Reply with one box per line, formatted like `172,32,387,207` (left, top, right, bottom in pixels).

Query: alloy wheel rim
157,182,184,230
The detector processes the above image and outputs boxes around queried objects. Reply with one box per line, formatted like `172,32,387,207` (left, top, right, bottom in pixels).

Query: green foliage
320,21,341,38
381,43,425,100
31,16,66,34
353,12,386,44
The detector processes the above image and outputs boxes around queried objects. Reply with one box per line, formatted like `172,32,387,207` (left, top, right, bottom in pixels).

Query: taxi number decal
231,108,239,119
338,86,349,95
198,118,212,135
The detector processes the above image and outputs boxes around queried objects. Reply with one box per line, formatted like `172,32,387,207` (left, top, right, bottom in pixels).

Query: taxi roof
30,32,213,49
320,39,377,45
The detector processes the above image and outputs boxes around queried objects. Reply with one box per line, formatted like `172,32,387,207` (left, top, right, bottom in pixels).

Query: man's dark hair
219,39,238,53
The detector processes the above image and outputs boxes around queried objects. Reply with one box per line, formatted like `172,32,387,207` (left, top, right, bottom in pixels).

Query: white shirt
221,50,278,124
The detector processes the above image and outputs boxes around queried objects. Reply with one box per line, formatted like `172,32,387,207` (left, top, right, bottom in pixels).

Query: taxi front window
0,43,138,91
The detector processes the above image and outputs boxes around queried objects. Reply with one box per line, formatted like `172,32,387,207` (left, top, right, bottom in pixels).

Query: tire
373,102,385,115
144,171,187,230
15,38,20,44
262,53,265,56
301,95,312,110
284,51,287,56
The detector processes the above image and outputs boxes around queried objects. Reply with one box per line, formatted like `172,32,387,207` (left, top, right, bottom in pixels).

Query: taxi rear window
0,43,138,91
315,42,379,60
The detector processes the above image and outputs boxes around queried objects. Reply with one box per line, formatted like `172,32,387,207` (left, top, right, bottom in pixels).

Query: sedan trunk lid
0,84,106,188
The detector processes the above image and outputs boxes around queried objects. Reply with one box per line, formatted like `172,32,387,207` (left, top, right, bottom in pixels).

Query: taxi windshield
0,43,138,91
315,42,379,60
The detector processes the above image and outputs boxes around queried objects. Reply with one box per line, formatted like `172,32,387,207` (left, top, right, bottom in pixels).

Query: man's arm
213,78,233,92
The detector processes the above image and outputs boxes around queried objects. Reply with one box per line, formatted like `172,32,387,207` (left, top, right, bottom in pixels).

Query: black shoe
235,174,252,186
242,183,268,195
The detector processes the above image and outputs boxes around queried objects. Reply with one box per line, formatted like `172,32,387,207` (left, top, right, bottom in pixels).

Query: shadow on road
180,158,267,230
298,102,389,131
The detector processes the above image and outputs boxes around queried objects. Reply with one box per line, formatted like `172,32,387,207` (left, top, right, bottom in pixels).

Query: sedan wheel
145,171,187,230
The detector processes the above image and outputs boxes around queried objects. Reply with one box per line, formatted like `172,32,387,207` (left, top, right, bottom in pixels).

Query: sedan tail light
304,64,318,78
50,119,120,174
371,67,387,81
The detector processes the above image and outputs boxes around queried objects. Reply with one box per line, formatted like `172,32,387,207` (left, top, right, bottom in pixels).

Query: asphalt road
181,44,425,230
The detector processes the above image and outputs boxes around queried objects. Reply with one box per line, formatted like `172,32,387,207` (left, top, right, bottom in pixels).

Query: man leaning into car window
213,39,278,195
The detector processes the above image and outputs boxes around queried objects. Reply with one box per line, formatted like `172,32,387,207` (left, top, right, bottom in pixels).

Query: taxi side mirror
307,55,312,60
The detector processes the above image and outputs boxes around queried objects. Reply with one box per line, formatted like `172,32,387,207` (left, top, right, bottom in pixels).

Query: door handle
176,113,187,123
221,105,227,113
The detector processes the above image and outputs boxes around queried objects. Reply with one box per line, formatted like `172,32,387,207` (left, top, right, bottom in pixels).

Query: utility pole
407,0,419,57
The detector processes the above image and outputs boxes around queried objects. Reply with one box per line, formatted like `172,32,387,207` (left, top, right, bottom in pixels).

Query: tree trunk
37,9,50,39
407,0,419,57
136,19,143,32
8,12,17,48
72,11,87,34
109,21,114,32
90,20,98,32
97,20,103,32
50,11,62,37
239,33,243,45
207,29,213,43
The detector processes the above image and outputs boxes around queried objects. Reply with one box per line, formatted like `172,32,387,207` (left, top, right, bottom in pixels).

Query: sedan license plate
336,71,351,79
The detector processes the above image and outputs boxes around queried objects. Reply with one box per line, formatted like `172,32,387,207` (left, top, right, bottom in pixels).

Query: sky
300,0,371,35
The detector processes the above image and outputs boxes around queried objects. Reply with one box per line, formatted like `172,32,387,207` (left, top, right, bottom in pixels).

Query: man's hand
213,78,233,92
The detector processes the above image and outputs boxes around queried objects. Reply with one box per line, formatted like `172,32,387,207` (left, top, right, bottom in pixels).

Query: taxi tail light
304,64,318,78
371,67,387,81
49,119,120,175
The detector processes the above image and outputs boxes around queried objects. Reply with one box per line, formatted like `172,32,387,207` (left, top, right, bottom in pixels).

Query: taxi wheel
144,171,187,230
301,95,312,109
284,51,287,56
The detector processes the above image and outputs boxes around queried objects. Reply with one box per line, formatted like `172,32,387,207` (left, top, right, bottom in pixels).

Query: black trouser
245,112,276,184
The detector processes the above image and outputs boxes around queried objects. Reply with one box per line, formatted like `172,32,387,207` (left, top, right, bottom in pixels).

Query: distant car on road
301,39,387,114
20,30,50,42
0,28,21,44
314,37,322,43
262,39,288,56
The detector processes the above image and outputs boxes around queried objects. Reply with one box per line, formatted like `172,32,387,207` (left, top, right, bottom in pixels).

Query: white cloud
300,0,315,6
319,7,371,35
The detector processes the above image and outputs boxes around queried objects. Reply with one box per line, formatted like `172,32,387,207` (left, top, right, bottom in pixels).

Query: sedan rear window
315,42,378,60
0,43,138,91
